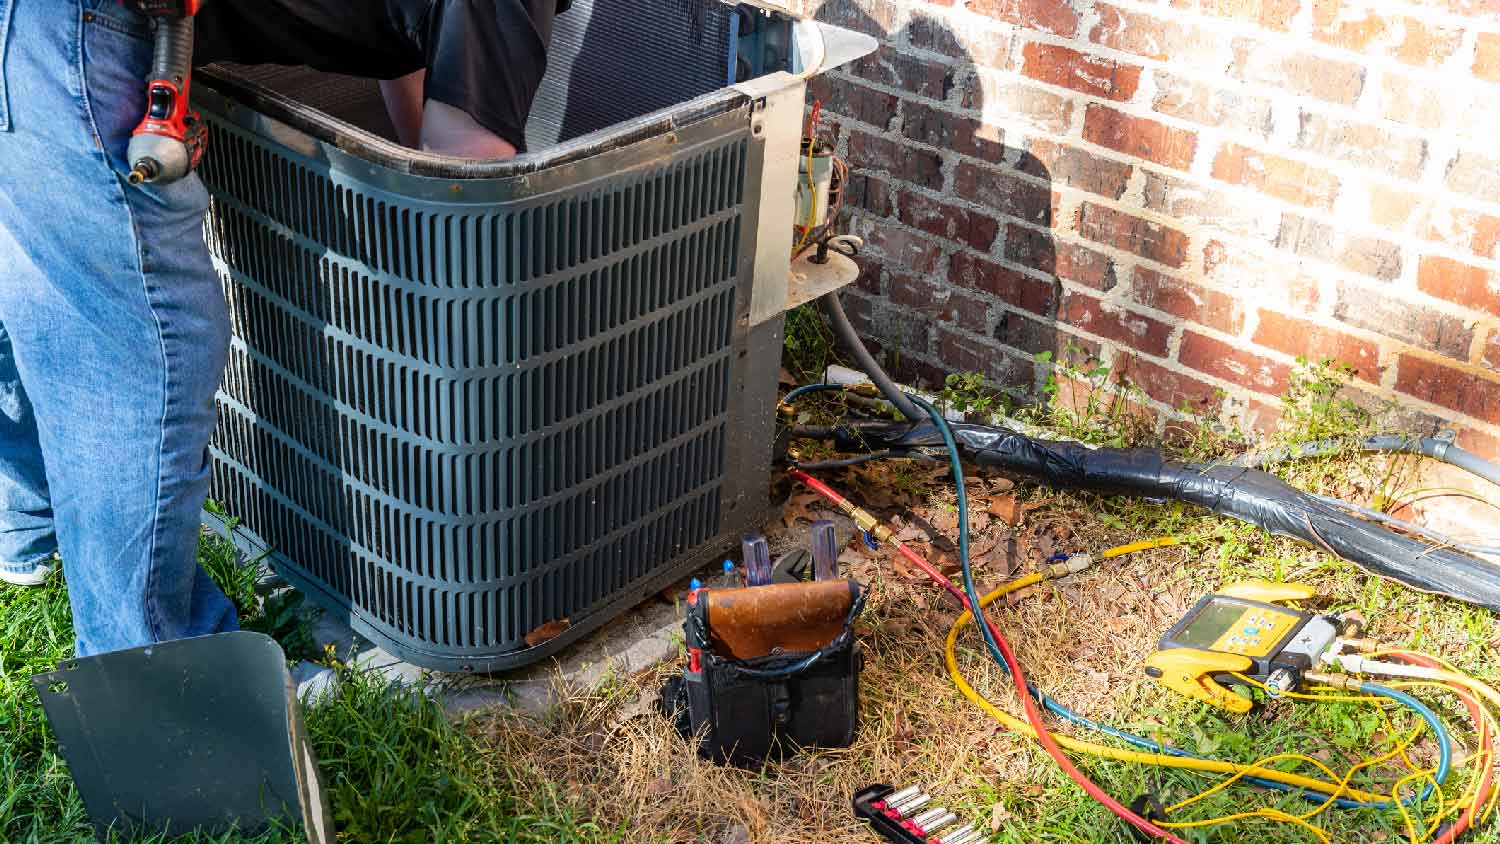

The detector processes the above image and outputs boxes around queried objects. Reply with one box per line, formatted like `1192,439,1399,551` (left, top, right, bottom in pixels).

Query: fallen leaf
778,368,797,387
782,490,826,528
988,495,1023,525
894,522,930,544
990,478,1016,493
524,618,571,647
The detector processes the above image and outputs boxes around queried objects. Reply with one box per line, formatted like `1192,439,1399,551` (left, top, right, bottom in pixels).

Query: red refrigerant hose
787,468,1186,843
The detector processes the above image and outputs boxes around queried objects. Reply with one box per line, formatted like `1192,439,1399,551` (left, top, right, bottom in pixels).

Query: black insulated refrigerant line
816,292,1500,613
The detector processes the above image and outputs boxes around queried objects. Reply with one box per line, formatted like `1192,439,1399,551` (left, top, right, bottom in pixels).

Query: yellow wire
1388,677,1500,833
1230,672,1384,704
1389,767,1441,844
944,565,1391,803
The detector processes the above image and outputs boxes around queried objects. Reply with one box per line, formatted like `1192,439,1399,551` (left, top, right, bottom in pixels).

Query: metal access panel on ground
191,1,873,673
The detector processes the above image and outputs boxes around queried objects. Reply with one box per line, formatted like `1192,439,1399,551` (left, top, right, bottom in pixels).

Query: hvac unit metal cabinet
195,2,872,672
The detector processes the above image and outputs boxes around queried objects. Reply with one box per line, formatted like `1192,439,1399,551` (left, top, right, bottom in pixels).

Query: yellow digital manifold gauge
1144,581,1341,713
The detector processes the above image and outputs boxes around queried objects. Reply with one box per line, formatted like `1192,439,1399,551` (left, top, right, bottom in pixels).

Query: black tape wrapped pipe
836,422,1500,611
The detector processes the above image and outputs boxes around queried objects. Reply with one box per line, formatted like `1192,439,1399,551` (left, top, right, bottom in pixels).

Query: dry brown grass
462,453,1500,844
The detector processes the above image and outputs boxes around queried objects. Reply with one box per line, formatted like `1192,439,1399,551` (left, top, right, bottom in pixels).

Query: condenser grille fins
200,111,754,668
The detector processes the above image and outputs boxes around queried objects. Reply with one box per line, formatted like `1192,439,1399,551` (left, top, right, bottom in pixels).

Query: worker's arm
379,70,520,160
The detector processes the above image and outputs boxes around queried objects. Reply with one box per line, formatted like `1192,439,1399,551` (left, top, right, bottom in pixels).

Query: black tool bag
660,579,865,766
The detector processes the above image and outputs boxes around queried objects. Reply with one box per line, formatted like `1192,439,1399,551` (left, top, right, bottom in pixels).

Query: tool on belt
125,0,209,186
660,577,865,766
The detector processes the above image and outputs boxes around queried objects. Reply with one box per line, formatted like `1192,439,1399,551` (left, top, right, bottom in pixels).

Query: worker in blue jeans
0,0,561,656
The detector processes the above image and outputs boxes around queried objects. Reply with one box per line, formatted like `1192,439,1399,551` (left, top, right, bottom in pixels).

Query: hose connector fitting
1305,671,1359,691
1045,553,1096,578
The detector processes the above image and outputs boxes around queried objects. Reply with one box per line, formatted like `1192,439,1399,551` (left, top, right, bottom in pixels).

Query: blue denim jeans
0,0,237,655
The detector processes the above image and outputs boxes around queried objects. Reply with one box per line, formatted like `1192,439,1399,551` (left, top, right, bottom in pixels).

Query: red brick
959,77,1076,135
848,47,955,100
944,291,992,333
1083,104,1198,171
953,163,1054,226
1418,255,1500,317
1180,331,1293,393
1016,139,1133,200
908,12,1012,67
841,289,875,335
1171,0,1300,28
1446,151,1500,202
1117,353,1221,411
847,130,945,191
1482,329,1500,371
1151,72,1273,136
1252,311,1381,381
1020,42,1142,102
1396,355,1500,424
853,218,944,275
851,254,883,295
1211,143,1340,209
1476,32,1500,82
993,310,1077,355
1276,214,1403,281
1230,39,1365,105
894,274,990,334
901,100,1007,163
812,0,901,38
889,272,945,312
1367,183,1418,230
1393,17,1465,67
1426,0,1500,18
1128,266,1244,335
1366,185,1500,260
1381,72,1448,130
899,191,999,251
1312,4,1462,68
1201,240,1323,310
1457,427,1500,461
1060,291,1174,357
807,77,900,132
966,0,1079,36
1296,112,1427,181
844,172,894,216
1006,225,1118,291
1333,282,1474,361
937,326,1037,388
949,252,1058,314
1076,202,1190,268
1143,172,1280,240
1089,4,1226,64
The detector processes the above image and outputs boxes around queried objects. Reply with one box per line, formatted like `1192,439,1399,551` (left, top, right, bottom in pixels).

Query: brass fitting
1304,671,1360,691
1340,637,1380,653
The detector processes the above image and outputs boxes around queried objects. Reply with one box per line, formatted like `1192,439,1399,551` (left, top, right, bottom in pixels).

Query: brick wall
791,0,1500,460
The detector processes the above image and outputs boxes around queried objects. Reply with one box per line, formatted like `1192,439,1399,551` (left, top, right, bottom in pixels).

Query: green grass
0,530,614,844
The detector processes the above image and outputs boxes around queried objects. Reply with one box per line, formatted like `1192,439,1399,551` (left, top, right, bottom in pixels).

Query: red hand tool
125,0,208,186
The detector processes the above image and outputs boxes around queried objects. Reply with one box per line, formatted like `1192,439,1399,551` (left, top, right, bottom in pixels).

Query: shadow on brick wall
807,1,1065,401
